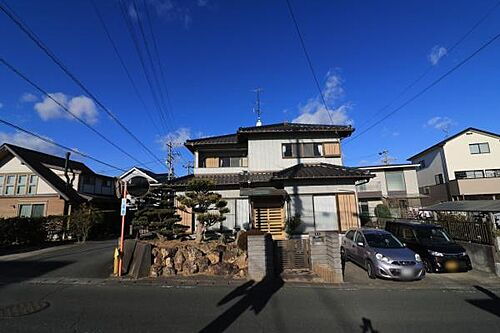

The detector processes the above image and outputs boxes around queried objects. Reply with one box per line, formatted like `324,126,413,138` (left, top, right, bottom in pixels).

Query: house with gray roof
170,122,373,239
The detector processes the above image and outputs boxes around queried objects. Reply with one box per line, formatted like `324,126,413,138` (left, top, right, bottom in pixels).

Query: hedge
0,216,68,247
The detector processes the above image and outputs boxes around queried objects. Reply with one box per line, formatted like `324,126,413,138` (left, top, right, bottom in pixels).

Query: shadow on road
466,285,500,318
360,317,379,333
0,260,73,289
199,276,284,332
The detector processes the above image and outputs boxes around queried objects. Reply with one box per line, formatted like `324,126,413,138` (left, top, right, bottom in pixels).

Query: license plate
445,260,459,272
401,268,413,277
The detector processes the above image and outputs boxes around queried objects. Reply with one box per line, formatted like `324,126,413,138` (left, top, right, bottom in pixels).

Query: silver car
341,228,425,280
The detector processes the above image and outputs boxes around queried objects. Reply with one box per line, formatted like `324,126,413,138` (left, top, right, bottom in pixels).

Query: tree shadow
0,260,73,292
199,276,284,332
465,285,500,318
360,317,379,333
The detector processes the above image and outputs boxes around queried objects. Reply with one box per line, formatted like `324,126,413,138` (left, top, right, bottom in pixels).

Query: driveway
0,240,116,283
343,260,500,289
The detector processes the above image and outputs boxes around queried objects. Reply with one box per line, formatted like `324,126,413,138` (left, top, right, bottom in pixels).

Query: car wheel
423,259,433,273
366,260,376,279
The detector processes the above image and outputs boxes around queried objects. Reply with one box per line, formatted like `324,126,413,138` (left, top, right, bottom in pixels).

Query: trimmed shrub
374,204,391,218
0,217,47,247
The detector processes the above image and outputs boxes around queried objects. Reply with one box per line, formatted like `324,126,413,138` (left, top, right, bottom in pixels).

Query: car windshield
415,228,452,244
364,233,404,249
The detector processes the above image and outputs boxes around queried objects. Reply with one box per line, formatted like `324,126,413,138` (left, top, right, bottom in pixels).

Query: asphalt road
0,281,499,332
0,240,116,282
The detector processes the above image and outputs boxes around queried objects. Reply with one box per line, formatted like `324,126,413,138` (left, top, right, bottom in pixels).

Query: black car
385,221,472,273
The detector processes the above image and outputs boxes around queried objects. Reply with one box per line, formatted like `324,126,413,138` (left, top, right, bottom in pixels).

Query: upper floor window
282,142,340,158
0,174,39,196
435,173,444,185
469,143,490,154
201,156,248,168
385,171,406,192
455,169,500,179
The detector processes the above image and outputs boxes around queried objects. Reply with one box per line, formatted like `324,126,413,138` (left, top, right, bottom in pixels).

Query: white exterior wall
403,169,420,195
411,148,446,187
284,184,356,195
443,131,500,181
50,168,80,191
0,156,58,195
247,138,342,172
195,167,247,175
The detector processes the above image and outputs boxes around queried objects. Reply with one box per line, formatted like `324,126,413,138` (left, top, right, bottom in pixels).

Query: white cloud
426,116,455,132
0,131,59,154
428,45,447,65
292,70,353,125
34,93,98,124
20,92,39,103
158,127,191,149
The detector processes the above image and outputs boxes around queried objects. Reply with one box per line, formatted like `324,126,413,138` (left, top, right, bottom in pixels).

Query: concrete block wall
309,231,343,283
247,234,274,280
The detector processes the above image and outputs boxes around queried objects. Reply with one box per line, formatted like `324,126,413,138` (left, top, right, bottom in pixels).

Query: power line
88,0,163,136
0,1,165,168
346,30,500,144
117,0,170,136
0,117,126,172
142,0,176,126
355,1,500,131
0,57,147,167
284,0,335,125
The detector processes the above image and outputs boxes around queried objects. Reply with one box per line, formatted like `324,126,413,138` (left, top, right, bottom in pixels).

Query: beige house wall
0,195,66,218
443,130,500,181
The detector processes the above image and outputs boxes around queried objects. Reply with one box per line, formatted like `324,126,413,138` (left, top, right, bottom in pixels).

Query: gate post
309,231,343,283
248,233,274,280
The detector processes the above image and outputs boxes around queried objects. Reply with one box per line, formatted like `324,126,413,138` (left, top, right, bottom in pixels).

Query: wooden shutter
205,157,219,168
337,193,359,232
323,142,341,157
253,203,285,239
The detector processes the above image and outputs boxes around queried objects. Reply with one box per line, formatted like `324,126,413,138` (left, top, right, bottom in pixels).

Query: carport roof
423,200,500,213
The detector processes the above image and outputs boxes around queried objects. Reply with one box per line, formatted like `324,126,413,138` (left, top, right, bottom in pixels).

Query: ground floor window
19,203,45,218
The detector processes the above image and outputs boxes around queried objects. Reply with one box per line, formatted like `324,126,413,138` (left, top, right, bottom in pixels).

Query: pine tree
177,179,229,243
132,184,182,240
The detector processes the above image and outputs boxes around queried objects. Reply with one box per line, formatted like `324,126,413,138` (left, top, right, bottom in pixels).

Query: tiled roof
184,122,354,148
170,163,372,188
273,163,373,180
238,122,353,134
185,134,238,146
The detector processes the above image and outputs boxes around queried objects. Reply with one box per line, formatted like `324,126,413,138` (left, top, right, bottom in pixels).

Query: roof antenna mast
253,88,263,127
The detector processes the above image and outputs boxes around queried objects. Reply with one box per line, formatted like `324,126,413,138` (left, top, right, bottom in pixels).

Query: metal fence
432,220,494,245
363,216,495,245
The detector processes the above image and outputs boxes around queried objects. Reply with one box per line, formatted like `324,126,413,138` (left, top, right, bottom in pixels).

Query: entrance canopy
423,200,500,213
240,187,288,197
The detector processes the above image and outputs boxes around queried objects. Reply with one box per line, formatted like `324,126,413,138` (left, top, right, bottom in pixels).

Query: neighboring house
170,122,373,239
119,167,168,185
408,127,500,206
356,164,423,218
0,143,117,218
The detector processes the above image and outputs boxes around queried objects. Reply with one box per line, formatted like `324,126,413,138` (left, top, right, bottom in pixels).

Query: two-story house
356,164,423,218
170,122,373,239
408,127,500,206
0,143,117,218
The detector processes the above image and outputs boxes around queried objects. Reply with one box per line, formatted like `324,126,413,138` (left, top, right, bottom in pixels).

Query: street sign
127,176,150,197
120,198,127,216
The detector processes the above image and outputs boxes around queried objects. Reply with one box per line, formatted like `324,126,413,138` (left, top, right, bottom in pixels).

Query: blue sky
1,0,499,176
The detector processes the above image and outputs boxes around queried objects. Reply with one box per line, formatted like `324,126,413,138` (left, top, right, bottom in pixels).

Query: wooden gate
253,202,285,240
274,239,311,271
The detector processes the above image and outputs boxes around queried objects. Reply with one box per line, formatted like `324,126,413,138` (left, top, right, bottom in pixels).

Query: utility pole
378,150,396,165
253,88,263,126
183,162,194,175
165,141,177,181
